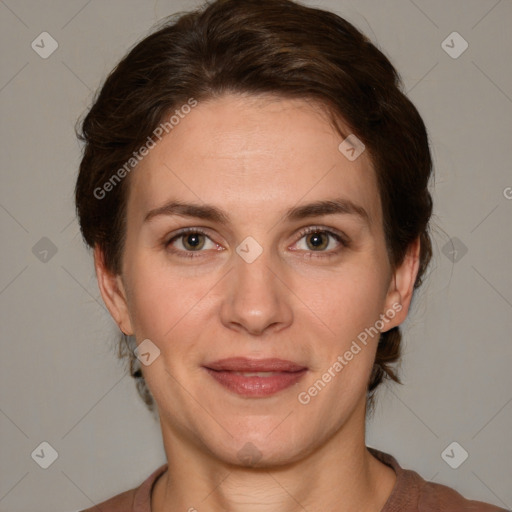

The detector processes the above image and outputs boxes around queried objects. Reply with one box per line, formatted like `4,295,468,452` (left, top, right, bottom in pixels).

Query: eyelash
164,226,350,260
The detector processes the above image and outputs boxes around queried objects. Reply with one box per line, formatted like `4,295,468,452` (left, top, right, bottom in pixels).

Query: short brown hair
75,0,433,416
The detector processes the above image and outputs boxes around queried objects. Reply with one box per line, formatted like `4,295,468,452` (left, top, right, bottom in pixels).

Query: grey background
1,0,511,510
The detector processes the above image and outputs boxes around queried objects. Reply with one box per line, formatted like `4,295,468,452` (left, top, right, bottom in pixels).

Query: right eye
165,228,223,258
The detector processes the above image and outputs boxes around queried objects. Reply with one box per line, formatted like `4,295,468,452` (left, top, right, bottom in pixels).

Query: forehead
126,93,382,230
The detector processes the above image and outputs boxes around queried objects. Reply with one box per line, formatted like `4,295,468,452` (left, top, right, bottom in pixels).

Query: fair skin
95,93,420,512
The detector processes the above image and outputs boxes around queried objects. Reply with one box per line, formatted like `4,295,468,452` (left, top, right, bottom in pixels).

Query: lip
204,368,308,397
203,358,308,397
204,357,307,372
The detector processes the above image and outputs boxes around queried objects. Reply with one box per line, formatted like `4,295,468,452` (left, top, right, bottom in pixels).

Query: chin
205,425,313,469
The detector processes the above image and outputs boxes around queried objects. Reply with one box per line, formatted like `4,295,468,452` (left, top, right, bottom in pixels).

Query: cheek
124,252,212,337
294,264,388,345
128,274,173,336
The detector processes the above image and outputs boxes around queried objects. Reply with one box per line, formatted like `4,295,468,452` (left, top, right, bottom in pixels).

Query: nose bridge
219,237,292,334
235,241,274,293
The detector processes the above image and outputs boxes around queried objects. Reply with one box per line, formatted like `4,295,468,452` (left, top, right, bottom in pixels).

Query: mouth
204,357,307,372
202,357,308,397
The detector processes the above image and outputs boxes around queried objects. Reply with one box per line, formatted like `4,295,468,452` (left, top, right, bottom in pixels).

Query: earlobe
93,245,134,336
382,237,421,331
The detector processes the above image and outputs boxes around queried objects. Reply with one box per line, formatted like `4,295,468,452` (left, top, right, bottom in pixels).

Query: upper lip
204,357,307,372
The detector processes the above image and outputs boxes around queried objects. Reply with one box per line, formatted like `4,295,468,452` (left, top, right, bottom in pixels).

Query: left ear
381,236,421,331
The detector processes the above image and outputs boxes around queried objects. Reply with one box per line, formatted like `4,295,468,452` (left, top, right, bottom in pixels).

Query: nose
219,244,293,336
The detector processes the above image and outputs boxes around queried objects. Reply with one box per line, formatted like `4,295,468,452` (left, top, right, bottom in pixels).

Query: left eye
292,228,347,254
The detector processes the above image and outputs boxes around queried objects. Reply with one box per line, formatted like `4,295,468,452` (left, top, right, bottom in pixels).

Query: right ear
94,245,134,336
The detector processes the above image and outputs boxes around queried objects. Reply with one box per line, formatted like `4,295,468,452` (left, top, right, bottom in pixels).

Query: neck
151,399,396,512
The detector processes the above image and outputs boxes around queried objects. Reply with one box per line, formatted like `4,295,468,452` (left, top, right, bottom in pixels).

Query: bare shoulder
419,480,509,511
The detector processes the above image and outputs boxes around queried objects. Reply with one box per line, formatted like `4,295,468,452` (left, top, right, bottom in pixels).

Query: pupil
309,233,326,249
186,234,202,248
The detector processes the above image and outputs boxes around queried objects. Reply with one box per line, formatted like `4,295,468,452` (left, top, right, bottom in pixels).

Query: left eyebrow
143,197,370,226
284,198,370,226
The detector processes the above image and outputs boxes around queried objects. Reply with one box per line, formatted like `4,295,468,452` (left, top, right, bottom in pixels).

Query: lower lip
203,368,308,397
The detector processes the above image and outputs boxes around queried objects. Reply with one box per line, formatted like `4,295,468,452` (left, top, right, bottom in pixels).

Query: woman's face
97,93,417,466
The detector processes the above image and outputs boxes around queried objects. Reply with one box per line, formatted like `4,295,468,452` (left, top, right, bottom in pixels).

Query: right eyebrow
144,201,230,224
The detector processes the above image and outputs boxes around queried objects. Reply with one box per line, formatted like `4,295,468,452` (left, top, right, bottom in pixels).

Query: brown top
79,447,509,511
